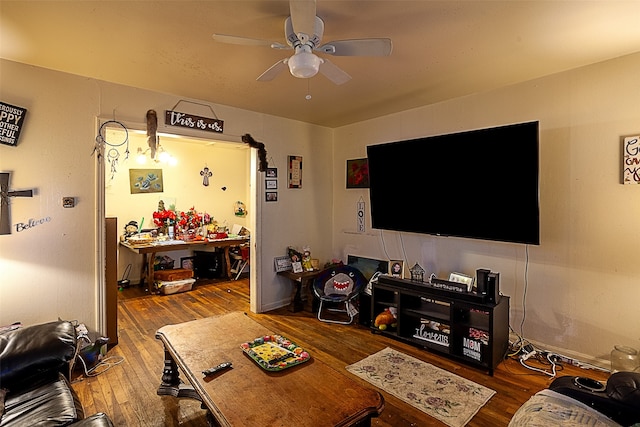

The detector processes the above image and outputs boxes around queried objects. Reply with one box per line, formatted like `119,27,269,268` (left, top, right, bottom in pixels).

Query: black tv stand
371,275,510,375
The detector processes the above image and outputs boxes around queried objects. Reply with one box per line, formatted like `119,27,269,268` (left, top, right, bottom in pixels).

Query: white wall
333,52,640,367
0,59,334,331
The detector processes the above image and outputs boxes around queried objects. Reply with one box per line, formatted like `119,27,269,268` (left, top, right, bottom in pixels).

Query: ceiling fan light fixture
288,51,321,78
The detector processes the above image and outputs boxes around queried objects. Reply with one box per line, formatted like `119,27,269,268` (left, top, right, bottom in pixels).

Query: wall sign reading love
0,101,27,147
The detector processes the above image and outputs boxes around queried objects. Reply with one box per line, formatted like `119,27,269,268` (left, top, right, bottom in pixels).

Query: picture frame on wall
346,158,369,189
266,167,278,178
266,191,278,202
288,155,302,188
129,169,164,194
266,179,278,190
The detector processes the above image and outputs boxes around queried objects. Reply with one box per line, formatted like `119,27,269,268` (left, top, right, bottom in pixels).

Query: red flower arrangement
152,208,176,227
177,206,211,230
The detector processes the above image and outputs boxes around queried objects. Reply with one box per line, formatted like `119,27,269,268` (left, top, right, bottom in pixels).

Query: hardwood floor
72,278,610,426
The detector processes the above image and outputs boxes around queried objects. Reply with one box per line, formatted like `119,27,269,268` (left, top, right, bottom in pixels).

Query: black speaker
486,272,500,303
476,269,491,294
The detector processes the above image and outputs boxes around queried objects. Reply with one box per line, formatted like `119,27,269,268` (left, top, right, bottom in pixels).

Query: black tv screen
366,121,539,245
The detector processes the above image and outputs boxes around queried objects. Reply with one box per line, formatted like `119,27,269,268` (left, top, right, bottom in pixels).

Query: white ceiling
2,1,640,128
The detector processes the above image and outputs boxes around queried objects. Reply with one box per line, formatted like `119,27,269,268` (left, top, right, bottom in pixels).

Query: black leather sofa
0,320,114,426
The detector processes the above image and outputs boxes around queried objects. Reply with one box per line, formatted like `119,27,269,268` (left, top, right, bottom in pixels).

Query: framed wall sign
288,155,302,188
274,256,292,272
0,101,28,147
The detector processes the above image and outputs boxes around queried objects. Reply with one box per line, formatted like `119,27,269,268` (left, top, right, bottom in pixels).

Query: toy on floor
374,307,398,330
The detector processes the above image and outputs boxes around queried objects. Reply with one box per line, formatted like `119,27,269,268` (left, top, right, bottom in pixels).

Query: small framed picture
265,179,278,190
389,260,404,278
266,167,278,178
274,256,292,272
180,256,195,270
292,261,303,273
266,191,278,202
346,158,369,189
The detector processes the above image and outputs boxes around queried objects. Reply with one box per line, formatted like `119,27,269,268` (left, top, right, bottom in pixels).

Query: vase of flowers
177,206,209,241
152,202,177,237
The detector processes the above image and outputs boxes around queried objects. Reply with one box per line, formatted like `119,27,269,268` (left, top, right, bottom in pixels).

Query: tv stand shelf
371,275,509,375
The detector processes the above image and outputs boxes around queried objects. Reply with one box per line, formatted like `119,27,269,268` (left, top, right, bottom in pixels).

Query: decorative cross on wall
0,172,34,235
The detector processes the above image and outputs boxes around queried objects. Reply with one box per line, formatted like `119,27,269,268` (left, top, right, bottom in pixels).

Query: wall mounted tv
366,121,540,245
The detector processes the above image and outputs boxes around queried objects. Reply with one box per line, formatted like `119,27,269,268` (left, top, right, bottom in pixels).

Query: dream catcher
94,120,129,181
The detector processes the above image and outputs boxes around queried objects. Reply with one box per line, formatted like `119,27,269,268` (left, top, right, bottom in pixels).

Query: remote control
202,362,232,376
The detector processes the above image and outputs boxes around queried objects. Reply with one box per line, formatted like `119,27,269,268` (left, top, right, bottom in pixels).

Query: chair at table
229,244,249,280
312,265,367,324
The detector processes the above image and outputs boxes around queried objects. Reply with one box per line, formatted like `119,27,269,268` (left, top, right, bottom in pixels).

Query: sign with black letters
165,110,223,133
0,101,27,147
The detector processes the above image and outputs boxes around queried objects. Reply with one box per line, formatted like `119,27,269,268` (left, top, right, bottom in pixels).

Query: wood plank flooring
71,278,610,426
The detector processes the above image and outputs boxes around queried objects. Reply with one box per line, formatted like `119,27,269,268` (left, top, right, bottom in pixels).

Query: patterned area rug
346,347,495,427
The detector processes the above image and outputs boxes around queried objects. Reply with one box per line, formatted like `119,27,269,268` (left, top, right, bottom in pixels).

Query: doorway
96,121,259,335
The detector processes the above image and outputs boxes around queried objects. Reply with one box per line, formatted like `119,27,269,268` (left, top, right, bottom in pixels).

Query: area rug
346,347,495,427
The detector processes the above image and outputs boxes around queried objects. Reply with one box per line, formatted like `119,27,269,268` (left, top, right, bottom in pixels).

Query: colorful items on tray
240,335,310,371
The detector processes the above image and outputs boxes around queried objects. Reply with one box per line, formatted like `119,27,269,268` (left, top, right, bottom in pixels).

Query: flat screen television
366,121,539,245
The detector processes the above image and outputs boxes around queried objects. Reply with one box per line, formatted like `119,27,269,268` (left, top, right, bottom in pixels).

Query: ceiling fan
212,0,392,85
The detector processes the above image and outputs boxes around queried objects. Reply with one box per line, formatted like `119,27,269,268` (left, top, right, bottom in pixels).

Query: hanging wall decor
357,198,366,233
165,100,224,133
0,101,27,147
200,166,213,186
623,135,640,184
288,156,302,189
0,172,35,235
129,169,164,194
346,158,369,188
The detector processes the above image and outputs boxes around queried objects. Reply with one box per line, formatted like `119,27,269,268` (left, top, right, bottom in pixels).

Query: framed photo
180,256,195,270
389,260,404,278
266,167,278,178
266,191,278,202
292,261,303,273
265,179,278,190
346,158,369,188
288,155,302,188
274,256,292,272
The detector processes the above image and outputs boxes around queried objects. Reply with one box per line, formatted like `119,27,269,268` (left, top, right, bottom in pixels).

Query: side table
277,270,321,312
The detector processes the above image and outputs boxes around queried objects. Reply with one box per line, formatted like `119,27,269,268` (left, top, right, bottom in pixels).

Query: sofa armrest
0,321,77,391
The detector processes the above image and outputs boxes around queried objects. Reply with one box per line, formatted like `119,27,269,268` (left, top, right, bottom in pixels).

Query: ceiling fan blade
318,59,351,85
317,38,393,56
289,0,316,36
257,59,288,82
212,34,288,50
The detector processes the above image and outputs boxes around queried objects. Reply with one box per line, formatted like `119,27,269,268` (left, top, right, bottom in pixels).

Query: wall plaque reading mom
0,101,27,147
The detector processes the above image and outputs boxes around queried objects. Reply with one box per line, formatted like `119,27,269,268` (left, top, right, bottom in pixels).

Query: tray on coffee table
240,335,310,371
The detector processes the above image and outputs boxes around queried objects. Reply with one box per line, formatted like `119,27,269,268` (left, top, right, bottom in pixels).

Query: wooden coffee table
155,312,384,426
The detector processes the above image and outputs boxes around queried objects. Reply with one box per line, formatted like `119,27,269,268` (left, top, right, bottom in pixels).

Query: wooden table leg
145,252,156,292
289,279,304,312
157,347,201,401
223,247,232,279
